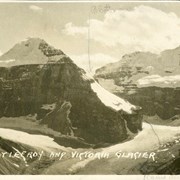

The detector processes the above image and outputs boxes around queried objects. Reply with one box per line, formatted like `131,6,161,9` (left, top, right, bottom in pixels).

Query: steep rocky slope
95,47,180,120
0,38,142,145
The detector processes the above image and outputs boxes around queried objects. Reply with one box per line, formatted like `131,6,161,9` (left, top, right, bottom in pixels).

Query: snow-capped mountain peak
0,37,65,67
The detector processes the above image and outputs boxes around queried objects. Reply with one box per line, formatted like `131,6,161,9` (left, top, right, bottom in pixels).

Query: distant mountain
0,38,142,146
95,47,180,88
95,47,180,119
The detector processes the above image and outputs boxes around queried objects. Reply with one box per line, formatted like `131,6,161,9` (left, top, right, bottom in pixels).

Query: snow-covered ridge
81,72,94,81
91,81,136,114
138,74,180,86
81,72,136,114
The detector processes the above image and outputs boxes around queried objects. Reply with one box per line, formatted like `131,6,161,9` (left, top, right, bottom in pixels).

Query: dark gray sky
0,2,180,71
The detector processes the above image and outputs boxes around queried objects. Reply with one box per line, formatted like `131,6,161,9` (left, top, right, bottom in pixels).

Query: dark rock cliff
115,86,180,120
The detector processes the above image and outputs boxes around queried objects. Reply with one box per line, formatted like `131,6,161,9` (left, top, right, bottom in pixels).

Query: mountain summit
0,38,66,67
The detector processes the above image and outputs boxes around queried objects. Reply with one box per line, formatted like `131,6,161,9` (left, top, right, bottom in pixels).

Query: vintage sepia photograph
0,0,180,176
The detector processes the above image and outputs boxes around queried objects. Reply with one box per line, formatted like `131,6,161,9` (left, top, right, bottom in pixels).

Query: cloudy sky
0,2,180,72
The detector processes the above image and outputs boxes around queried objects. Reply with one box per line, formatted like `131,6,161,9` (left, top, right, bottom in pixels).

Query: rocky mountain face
95,47,180,120
0,38,142,145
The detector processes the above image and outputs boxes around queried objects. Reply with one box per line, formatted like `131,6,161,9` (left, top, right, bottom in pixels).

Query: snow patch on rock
91,81,136,113
41,103,56,111
0,59,15,63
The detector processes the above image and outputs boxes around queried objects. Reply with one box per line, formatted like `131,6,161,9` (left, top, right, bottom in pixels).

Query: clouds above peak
64,22,88,36
29,5,43,13
63,5,180,54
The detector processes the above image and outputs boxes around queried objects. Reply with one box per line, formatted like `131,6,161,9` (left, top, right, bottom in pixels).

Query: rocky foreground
0,122,180,175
